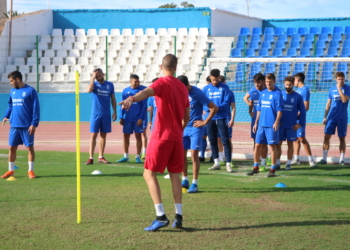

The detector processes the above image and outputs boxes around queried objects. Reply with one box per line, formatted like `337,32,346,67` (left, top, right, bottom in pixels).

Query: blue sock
200,139,207,157
254,162,260,168
270,165,276,170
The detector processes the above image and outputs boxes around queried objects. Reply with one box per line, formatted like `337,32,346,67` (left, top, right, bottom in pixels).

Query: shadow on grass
37,173,143,178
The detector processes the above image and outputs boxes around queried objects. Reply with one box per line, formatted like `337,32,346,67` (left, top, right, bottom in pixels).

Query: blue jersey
188,86,212,127
280,91,306,128
202,82,231,120
223,91,235,119
148,96,157,124
120,85,147,122
257,88,284,127
327,85,350,120
248,86,267,115
91,80,115,115
295,85,310,102
3,84,40,128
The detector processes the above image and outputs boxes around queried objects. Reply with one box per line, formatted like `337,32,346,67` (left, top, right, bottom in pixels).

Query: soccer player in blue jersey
276,76,306,170
243,73,269,169
177,75,218,193
291,73,316,167
318,72,350,165
117,74,147,164
247,73,284,177
199,76,212,162
1,71,40,179
203,69,232,171
85,68,116,165
148,78,158,131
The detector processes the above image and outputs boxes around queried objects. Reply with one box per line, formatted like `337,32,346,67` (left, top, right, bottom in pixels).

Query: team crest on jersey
22,92,26,97
291,98,294,103
269,95,272,99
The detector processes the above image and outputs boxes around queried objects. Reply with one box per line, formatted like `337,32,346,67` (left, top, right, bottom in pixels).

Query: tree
3,10,25,19
158,3,177,8
181,1,194,7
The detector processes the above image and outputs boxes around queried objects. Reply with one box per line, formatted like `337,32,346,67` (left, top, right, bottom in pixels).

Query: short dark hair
219,75,226,82
130,74,139,80
162,54,177,70
206,76,211,83
152,78,159,83
177,75,189,86
284,76,295,83
210,69,220,77
8,71,22,81
253,73,265,82
266,73,276,82
293,72,305,83
335,71,345,78
94,68,103,73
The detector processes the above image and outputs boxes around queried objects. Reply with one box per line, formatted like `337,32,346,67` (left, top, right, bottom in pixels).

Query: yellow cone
182,188,187,194
6,176,17,181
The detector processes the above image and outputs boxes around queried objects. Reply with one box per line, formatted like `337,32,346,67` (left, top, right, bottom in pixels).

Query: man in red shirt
118,54,190,231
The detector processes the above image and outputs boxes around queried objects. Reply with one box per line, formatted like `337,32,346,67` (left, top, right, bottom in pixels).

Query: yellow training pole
75,71,81,224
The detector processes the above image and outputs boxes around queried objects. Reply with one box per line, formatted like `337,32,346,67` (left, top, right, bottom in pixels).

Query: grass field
1,149,350,250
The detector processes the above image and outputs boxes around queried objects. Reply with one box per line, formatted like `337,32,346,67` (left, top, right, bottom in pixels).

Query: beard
285,88,293,93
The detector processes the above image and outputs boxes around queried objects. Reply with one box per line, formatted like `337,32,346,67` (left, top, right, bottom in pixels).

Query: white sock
340,153,345,163
261,159,266,166
154,203,165,216
295,155,299,160
192,179,198,184
124,153,129,158
214,158,219,165
28,162,34,171
276,159,280,165
136,154,140,159
219,152,224,162
182,176,188,181
226,162,231,167
142,148,146,154
90,157,93,159
98,156,103,158
287,160,291,165
175,203,182,215
323,150,328,161
308,156,313,163
9,162,15,171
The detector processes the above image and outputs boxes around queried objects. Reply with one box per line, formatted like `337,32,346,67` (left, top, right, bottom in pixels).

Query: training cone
14,166,19,169
275,183,287,188
6,176,17,181
182,188,187,193
164,174,170,179
91,170,102,175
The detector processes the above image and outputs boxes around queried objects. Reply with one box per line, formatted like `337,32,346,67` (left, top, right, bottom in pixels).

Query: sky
5,0,350,19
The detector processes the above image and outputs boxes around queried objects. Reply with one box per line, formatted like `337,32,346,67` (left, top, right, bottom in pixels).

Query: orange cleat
28,171,36,179
1,170,14,178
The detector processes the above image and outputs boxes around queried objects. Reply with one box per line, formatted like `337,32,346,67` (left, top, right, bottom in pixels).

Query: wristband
128,96,135,102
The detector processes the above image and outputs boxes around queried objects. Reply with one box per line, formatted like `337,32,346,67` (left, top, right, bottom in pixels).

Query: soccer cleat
172,214,183,229
317,159,327,165
340,161,345,166
260,166,267,172
28,171,36,179
144,218,169,231
182,180,189,189
226,164,233,172
275,164,281,170
1,170,14,178
247,167,259,175
208,164,221,170
188,183,198,193
141,154,146,160
135,158,143,164
98,157,111,164
267,170,276,177
285,164,291,171
116,157,129,163
199,157,205,162
291,159,300,165
310,162,317,168
85,158,93,165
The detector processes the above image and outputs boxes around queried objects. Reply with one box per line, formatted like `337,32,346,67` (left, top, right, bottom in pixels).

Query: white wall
211,8,262,37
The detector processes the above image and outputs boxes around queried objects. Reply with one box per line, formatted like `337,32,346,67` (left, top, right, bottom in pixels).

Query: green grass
1,149,350,250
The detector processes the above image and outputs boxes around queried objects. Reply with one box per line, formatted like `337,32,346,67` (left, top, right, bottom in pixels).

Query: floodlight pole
246,0,251,16
47,0,50,9
8,0,13,57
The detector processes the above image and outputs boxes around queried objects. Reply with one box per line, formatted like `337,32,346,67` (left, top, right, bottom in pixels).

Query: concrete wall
211,8,262,36
53,8,211,34
0,0,6,19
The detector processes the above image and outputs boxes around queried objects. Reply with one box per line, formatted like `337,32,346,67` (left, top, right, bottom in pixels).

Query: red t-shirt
150,76,189,142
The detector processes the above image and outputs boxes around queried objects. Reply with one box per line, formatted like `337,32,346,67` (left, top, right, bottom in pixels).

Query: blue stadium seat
309,27,320,35
321,71,333,82
326,47,338,57
236,41,245,49
261,41,272,49
346,34,350,41
252,27,262,35
249,41,259,50
265,62,277,73
280,62,291,72
238,35,249,42
316,40,326,49
307,62,320,72
322,62,334,71
236,62,247,71
329,40,340,48
235,70,245,82
291,34,301,41
290,40,301,49
286,48,297,57
286,27,296,36
299,48,311,57
302,40,313,49
240,27,250,35
264,34,274,42
245,48,256,57
340,47,350,57
315,48,325,57
275,27,285,36
298,27,308,36
318,33,329,42
343,40,350,48
251,62,262,72
258,48,269,57
333,26,343,34
345,26,350,34
321,27,331,35
277,34,288,43
337,62,349,74
293,62,305,74
264,27,275,35
275,41,286,50
331,33,342,42
230,48,242,58
272,48,283,57
306,63,320,85
277,69,289,83
304,33,315,41
251,34,261,43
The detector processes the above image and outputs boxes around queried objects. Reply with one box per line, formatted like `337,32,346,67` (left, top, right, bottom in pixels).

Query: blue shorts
251,119,256,139
143,116,148,130
123,121,144,134
256,127,279,145
9,127,34,147
279,127,297,141
183,126,203,150
202,125,208,137
90,114,111,133
325,118,348,137
297,125,306,138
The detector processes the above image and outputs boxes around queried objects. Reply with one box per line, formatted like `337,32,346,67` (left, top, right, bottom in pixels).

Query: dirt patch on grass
240,195,299,211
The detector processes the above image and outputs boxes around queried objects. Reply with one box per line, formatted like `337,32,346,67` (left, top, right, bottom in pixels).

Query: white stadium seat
134,71,145,82
189,28,199,36
74,42,85,50
69,49,80,58
87,29,97,36
199,28,209,36
186,71,197,83
5,65,17,73
65,57,76,65
31,65,43,74
145,28,156,36
108,50,118,58
30,49,42,58
77,57,89,66
90,57,101,66
122,29,132,36
118,72,131,83
102,57,115,65
80,72,91,83
81,49,92,58
125,35,136,44
128,57,139,66
65,72,76,83
149,36,160,43
64,36,76,43
58,65,69,74
52,73,65,83
51,43,62,50
26,73,38,83
143,49,155,58
110,29,121,36
181,49,193,58
52,57,64,66
44,65,56,74
131,50,142,58
57,49,68,58
155,49,167,57
76,36,87,43
115,57,127,65
159,41,170,50
83,65,94,73
110,65,121,74
134,42,145,51
52,29,62,36
94,49,105,58
14,57,25,66
148,64,160,72
147,42,158,51
153,57,163,65
113,35,124,44
161,35,172,42
138,35,149,44
119,50,130,58
53,36,63,43
107,71,118,82
140,57,152,65
99,29,109,36
184,42,195,50
19,65,30,74
70,65,82,73
135,64,147,73
62,42,73,50
191,57,203,65
27,57,37,66
40,72,52,83
75,29,86,36
186,35,197,43
0,73,9,83
89,36,100,44
122,64,134,73
167,28,177,36
44,49,55,58
40,35,51,43
100,35,111,44
178,28,188,36
178,57,190,64
110,42,122,51
157,28,167,36
64,29,74,36
86,42,97,50
134,28,144,36
145,72,158,83
38,42,48,50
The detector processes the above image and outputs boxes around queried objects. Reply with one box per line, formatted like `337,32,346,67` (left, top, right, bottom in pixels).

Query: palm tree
3,10,25,19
